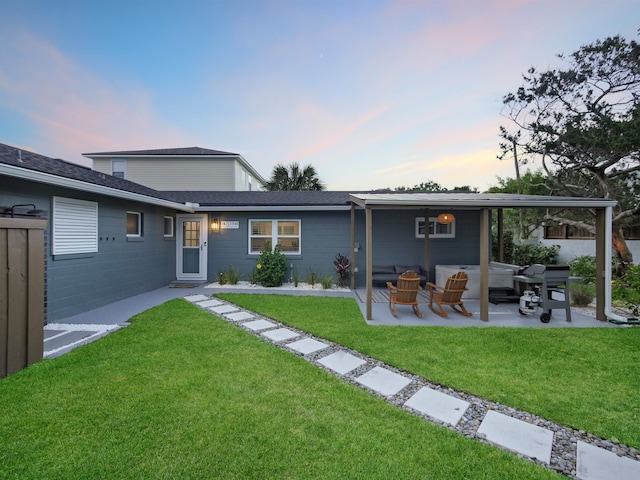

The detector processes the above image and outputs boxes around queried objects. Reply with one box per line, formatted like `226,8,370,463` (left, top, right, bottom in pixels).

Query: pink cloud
1,32,195,165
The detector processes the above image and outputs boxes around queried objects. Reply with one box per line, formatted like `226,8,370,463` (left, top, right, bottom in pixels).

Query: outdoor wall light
211,218,220,232
437,213,455,224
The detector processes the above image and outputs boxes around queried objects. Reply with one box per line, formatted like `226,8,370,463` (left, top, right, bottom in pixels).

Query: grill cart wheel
540,313,551,323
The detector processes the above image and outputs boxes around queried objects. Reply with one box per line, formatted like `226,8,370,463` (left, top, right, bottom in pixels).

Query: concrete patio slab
286,338,330,355
355,366,412,396
477,410,554,463
242,319,277,331
317,350,366,375
577,441,640,480
209,304,239,315
225,311,255,322
404,386,470,425
262,328,301,342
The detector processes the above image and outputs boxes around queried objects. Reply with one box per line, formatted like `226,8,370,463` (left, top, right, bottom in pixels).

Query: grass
0,299,561,479
217,293,640,449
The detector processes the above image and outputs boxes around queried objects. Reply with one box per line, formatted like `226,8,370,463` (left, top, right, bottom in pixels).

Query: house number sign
221,221,239,229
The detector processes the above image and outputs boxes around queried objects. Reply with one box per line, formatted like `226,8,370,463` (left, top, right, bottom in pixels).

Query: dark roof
162,190,355,207
83,146,238,157
0,143,177,201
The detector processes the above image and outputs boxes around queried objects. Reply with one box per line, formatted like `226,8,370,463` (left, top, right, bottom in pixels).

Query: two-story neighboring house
84,146,266,191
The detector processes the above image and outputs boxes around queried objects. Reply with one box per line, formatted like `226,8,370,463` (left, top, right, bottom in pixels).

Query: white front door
176,214,208,281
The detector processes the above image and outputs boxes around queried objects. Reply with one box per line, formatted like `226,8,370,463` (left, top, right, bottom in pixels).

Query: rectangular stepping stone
184,294,209,302
209,305,239,315
197,299,223,307
226,312,255,322
477,410,553,463
355,366,411,396
318,351,366,375
243,319,277,331
286,338,329,355
577,441,640,480
404,387,470,426
262,328,300,342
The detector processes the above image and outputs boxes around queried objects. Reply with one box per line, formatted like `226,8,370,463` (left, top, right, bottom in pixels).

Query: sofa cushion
373,265,396,274
395,265,423,274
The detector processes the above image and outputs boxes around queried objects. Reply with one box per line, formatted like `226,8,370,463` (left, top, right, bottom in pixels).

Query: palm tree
264,162,324,191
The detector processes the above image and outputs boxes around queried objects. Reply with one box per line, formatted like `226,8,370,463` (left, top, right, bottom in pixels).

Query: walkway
44,285,640,479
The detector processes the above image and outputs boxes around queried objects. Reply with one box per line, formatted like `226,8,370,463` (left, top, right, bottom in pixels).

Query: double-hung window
111,160,126,178
249,219,300,254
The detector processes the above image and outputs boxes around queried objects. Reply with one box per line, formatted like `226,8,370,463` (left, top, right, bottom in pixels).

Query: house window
127,211,143,237
249,219,300,254
52,196,98,255
164,216,174,237
112,160,126,179
415,217,455,238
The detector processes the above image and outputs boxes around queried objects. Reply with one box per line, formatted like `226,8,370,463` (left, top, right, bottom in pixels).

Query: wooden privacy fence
0,217,47,378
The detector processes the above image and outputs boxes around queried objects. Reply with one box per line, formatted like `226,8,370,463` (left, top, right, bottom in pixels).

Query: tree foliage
499,34,640,269
486,170,553,239
264,162,324,191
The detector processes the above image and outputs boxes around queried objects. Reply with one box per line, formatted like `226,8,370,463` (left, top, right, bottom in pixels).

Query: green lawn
217,293,640,449
0,299,561,479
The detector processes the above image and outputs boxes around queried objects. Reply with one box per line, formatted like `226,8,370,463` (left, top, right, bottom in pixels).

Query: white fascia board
1,164,194,212
349,194,617,209
192,205,350,212
236,154,267,185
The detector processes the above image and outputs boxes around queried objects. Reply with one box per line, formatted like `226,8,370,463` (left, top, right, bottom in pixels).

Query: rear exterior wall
0,176,178,322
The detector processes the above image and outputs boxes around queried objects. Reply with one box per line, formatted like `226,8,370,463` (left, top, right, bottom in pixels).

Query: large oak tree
499,34,640,271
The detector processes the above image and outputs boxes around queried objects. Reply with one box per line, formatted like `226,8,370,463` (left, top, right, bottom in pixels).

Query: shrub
254,242,287,287
492,230,515,264
307,270,317,287
217,271,227,285
320,275,334,290
292,270,300,287
225,266,240,285
612,264,640,315
568,255,597,284
570,283,595,307
333,253,351,288
513,243,560,266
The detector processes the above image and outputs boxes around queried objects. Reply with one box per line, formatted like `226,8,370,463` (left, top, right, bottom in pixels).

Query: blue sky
1,0,638,191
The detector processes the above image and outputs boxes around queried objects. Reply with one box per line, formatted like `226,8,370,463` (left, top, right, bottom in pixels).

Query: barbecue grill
518,264,572,323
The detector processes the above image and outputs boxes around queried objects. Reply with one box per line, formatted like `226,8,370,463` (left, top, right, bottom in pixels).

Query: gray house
0,142,617,324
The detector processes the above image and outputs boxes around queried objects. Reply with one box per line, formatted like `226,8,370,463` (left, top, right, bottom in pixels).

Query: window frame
415,217,456,239
126,211,143,238
248,219,301,255
163,216,174,238
111,159,126,179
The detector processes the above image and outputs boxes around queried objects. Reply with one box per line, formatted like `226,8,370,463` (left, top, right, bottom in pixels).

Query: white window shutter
52,197,98,255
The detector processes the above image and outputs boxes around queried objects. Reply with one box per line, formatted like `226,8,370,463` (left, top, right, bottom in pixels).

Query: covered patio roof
349,193,618,322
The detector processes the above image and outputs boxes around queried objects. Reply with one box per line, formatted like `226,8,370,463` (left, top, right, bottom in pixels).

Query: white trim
193,205,350,212
248,219,301,255
126,211,142,237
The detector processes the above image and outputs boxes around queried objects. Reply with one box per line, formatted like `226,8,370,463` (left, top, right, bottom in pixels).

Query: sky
1,1,638,191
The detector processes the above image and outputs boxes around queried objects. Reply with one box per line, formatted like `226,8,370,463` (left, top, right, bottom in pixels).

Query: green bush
570,283,595,307
320,275,334,290
491,229,515,263
218,266,240,285
513,242,560,266
612,264,640,315
568,255,597,284
254,243,287,287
